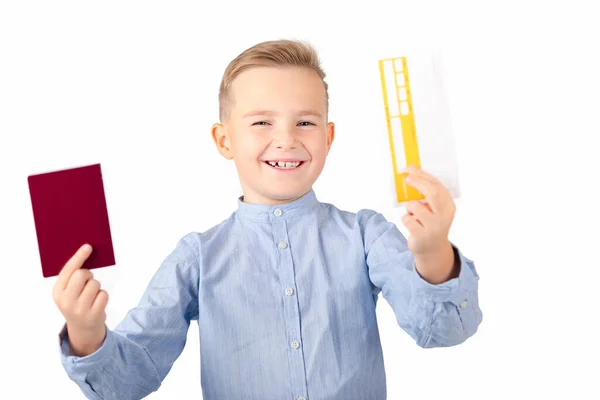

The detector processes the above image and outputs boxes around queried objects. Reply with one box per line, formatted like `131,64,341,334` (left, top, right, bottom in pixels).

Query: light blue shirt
58,189,482,399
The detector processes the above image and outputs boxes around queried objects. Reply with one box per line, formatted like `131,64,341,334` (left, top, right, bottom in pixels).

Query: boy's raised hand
52,244,108,356
401,166,456,257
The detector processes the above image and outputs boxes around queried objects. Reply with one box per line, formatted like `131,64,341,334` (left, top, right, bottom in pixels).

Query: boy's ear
326,122,335,154
211,123,233,160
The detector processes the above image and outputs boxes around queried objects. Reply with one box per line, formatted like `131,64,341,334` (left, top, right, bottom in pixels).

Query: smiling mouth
264,160,305,169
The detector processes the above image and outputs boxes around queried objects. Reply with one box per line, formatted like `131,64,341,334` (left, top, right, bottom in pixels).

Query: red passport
28,163,116,278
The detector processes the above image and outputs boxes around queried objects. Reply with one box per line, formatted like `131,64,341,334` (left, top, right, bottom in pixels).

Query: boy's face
212,66,335,205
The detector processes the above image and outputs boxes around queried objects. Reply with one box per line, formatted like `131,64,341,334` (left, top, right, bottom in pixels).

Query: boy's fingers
78,278,101,310
405,175,437,200
405,200,435,227
91,290,109,316
402,166,441,186
56,244,93,291
403,212,424,233
63,269,94,303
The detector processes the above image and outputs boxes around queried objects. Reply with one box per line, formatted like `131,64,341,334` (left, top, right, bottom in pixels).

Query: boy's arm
362,211,482,348
58,234,200,399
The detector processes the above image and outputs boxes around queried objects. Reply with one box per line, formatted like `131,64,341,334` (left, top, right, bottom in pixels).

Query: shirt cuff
58,322,113,371
410,243,480,307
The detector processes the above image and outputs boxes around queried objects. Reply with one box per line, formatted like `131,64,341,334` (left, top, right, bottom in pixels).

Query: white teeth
267,161,301,169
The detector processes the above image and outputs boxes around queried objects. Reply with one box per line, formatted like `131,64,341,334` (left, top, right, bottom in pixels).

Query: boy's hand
402,166,458,283
52,244,108,356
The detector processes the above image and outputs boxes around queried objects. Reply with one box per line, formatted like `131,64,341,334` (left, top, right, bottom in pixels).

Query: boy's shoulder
318,199,385,225
178,213,236,247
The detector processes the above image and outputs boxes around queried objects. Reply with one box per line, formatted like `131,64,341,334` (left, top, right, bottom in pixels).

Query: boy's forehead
229,66,327,114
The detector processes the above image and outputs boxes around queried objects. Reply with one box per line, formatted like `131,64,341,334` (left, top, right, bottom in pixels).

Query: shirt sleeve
57,233,200,399
361,210,483,348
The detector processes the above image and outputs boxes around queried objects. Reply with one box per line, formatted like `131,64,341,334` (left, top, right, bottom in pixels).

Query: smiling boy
55,39,482,400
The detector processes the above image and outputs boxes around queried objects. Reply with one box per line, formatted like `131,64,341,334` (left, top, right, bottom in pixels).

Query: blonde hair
218,39,329,122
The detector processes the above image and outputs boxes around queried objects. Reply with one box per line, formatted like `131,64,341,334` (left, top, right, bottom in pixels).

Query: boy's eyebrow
242,110,323,118
242,110,276,118
298,110,323,118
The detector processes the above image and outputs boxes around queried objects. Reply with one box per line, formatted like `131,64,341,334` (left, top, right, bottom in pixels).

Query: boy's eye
252,121,315,126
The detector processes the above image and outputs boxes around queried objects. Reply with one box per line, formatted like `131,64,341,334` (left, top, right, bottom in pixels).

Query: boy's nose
273,129,297,149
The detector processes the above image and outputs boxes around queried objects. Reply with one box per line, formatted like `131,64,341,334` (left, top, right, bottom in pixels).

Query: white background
1,1,599,399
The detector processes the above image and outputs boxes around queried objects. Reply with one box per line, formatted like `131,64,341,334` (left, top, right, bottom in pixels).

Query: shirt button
274,208,283,216
298,397,307,400
278,241,288,249
459,300,468,309
291,340,300,349
285,287,294,296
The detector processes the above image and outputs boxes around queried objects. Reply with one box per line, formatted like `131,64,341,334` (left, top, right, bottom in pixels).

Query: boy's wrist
414,241,458,284
66,324,107,357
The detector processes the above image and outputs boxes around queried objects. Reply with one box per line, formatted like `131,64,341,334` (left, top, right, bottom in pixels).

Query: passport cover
28,163,115,278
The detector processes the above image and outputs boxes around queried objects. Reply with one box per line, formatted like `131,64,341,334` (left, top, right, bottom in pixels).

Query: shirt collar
235,189,319,221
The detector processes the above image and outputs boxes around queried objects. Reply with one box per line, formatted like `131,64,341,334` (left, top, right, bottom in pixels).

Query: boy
53,39,482,400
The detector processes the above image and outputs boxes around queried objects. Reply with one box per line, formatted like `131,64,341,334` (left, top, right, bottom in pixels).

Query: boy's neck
240,196,302,206
240,189,313,206
235,189,319,221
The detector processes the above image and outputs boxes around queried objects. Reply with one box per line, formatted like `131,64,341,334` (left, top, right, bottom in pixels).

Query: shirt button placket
272,206,307,397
